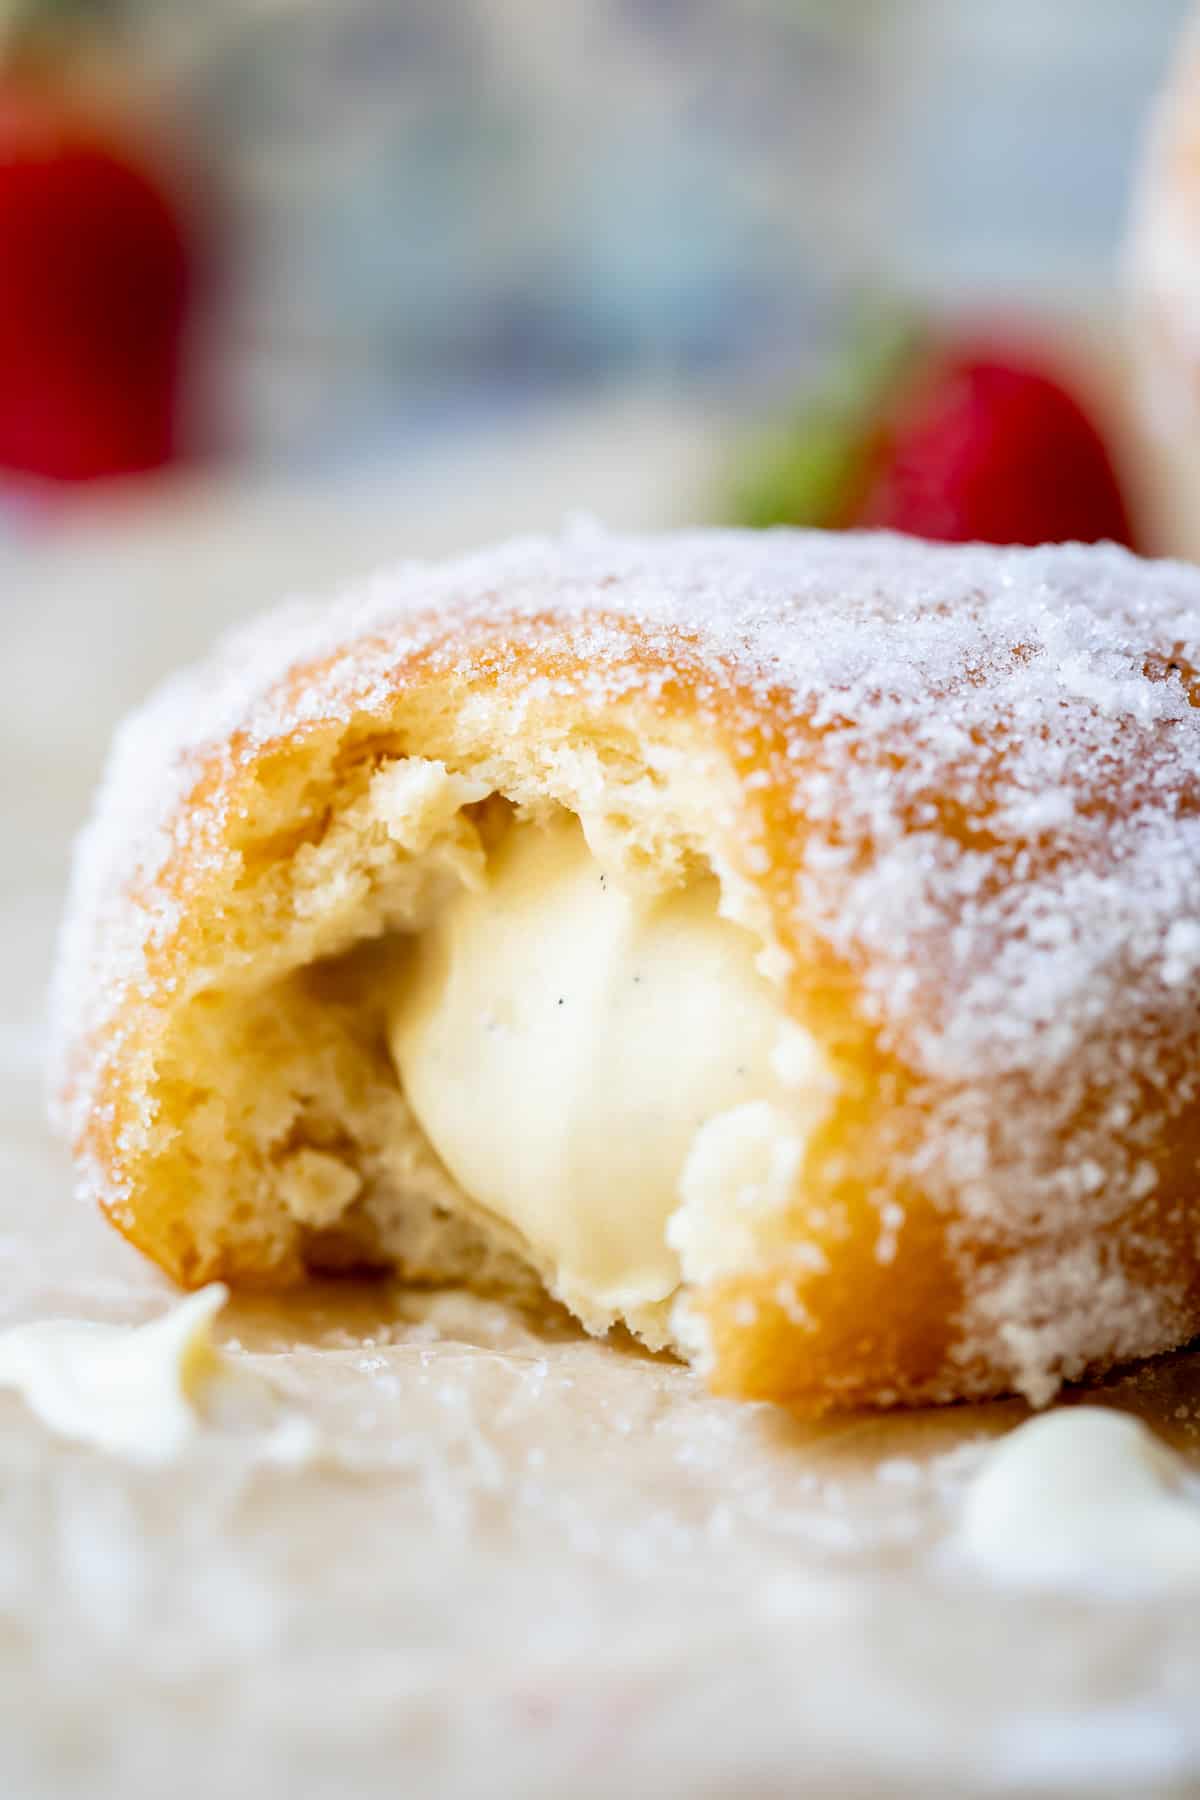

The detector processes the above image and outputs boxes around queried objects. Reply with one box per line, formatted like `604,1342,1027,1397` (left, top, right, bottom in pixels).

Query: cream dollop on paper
0,1285,317,1465
956,1407,1200,1590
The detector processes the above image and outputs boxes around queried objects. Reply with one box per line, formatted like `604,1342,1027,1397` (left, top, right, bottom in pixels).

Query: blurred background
0,0,1189,494
106,0,1182,464
1,0,1198,852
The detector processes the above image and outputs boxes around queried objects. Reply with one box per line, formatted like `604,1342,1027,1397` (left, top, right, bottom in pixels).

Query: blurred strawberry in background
0,0,200,485
730,313,1139,550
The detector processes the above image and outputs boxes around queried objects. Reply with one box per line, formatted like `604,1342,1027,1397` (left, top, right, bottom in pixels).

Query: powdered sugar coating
48,525,1200,1394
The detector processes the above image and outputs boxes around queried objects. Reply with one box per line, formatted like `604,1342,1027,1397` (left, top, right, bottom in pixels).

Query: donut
48,524,1200,1411
1129,6,1200,437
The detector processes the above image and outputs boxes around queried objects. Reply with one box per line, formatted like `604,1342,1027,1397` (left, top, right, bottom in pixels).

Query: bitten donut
49,526,1200,1410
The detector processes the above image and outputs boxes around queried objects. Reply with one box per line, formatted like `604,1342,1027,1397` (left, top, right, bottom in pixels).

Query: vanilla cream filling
388,810,823,1321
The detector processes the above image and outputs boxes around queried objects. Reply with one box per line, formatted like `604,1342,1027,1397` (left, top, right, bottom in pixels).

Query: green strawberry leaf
723,300,928,529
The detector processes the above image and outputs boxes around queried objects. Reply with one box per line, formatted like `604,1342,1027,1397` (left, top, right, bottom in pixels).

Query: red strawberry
854,346,1135,547
731,321,1138,551
0,70,195,483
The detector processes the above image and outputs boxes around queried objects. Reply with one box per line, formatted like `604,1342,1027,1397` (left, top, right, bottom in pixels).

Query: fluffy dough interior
135,748,830,1357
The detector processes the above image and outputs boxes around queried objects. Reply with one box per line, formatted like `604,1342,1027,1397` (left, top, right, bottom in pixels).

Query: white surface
4,399,1200,1797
